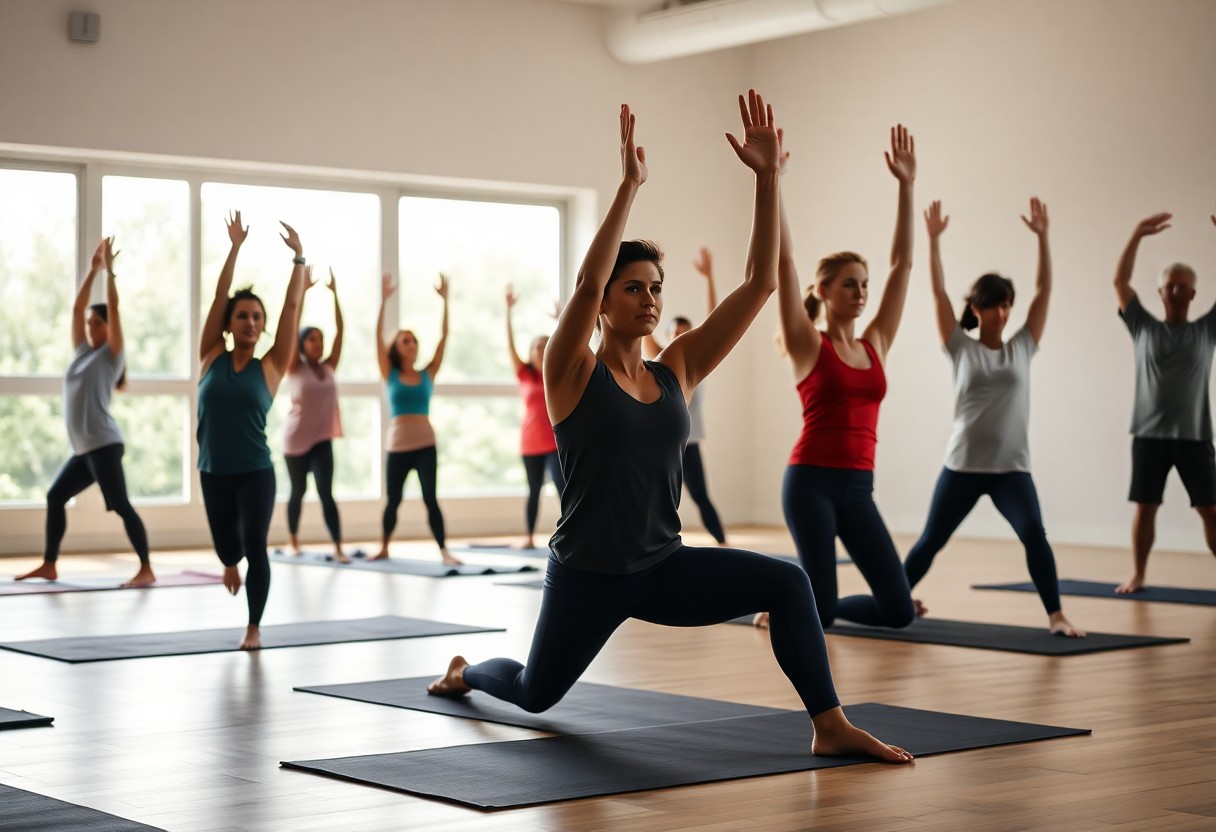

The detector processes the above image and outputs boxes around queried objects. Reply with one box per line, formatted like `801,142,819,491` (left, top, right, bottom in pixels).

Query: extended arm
376,273,395,381
200,211,247,363
864,125,917,361
326,269,344,370
772,130,820,377
1021,198,1052,345
425,274,449,379
505,285,525,373
289,267,319,373
265,222,307,375
1114,213,1171,311
72,240,104,349
924,201,955,345
103,237,124,357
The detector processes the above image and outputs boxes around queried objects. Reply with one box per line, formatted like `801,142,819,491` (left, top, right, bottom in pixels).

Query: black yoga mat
271,548,538,577
973,579,1216,607
727,616,1189,655
282,702,1089,810
295,677,787,734
0,615,502,663
0,783,166,831
0,706,53,730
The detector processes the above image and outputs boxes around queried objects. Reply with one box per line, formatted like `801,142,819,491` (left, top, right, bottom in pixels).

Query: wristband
292,256,306,265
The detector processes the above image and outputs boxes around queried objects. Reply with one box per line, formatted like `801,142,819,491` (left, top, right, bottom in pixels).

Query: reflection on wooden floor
1,528,1213,831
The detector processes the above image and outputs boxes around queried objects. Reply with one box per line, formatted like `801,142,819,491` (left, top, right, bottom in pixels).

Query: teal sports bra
388,369,433,416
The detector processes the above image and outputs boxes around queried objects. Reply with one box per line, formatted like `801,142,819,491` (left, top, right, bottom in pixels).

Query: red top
788,337,886,470
518,365,557,456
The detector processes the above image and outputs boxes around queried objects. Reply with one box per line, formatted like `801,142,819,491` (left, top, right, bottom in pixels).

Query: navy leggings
45,443,148,564
199,467,276,626
904,468,1062,614
782,465,915,629
464,546,840,716
683,443,726,544
383,445,445,548
285,440,342,545
522,451,565,535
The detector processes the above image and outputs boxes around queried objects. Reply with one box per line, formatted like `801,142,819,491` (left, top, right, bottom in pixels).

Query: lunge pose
506,285,565,549
761,126,918,631
902,199,1083,637
376,272,458,565
283,268,347,562
1113,210,1216,593
642,247,727,544
17,238,153,587
428,95,912,764
198,212,306,650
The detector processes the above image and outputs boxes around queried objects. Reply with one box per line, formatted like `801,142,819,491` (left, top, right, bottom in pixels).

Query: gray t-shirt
64,342,125,454
943,325,1037,473
1120,294,1216,441
687,385,706,445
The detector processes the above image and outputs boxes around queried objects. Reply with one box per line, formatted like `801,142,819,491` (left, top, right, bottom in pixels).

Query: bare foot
239,625,261,650
752,612,770,629
427,655,471,697
288,534,302,556
222,566,242,596
440,548,464,566
1116,575,1145,594
15,561,57,581
121,564,156,588
811,708,914,764
913,598,929,618
333,551,352,564
518,537,536,550
1050,612,1086,638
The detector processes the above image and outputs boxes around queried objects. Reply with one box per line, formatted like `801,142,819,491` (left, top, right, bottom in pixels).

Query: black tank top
549,359,689,574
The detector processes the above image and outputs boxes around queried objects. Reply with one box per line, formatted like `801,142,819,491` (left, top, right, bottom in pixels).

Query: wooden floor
1,528,1214,831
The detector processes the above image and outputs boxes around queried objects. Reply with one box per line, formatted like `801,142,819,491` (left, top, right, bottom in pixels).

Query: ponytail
961,273,1016,331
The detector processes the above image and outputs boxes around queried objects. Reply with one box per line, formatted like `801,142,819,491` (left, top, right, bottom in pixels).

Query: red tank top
788,337,886,470
518,365,557,456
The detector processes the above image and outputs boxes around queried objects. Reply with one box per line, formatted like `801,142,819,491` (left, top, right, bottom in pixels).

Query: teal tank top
388,369,433,416
197,352,273,474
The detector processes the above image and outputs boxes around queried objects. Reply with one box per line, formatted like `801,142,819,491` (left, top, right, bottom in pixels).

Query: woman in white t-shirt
903,199,1084,637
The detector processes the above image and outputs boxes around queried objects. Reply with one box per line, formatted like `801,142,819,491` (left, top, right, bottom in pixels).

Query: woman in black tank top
428,94,912,764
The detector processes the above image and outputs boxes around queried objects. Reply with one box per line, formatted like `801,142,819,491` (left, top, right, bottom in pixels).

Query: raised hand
381,272,396,300
304,266,319,291
505,284,519,309
327,267,338,293
102,236,120,272
884,124,916,183
776,127,791,175
1021,197,1048,236
90,239,106,271
226,211,249,246
693,247,714,278
280,221,303,256
620,104,648,186
725,89,781,175
924,200,950,238
435,273,450,299
1133,213,1171,239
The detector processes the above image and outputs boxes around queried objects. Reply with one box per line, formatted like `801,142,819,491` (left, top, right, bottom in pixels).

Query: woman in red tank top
756,126,918,632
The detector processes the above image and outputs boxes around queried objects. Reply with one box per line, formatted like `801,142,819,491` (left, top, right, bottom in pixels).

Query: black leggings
464,546,839,717
285,440,342,545
383,445,445,548
200,467,276,627
45,443,148,564
522,451,565,535
683,443,725,544
783,465,915,629
904,468,1062,614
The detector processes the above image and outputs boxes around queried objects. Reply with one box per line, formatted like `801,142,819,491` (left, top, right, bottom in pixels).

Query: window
0,395,69,503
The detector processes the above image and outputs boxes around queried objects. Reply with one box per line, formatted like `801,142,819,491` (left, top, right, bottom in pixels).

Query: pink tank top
282,363,343,456
518,365,557,456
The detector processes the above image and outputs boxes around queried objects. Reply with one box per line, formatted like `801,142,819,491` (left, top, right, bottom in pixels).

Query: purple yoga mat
0,570,222,596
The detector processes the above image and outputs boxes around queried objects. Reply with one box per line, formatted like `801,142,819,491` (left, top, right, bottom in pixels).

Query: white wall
747,0,1216,553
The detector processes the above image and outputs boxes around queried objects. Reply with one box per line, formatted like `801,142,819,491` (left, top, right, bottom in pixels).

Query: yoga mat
0,706,53,730
295,677,788,734
271,548,537,577
493,553,849,590
973,579,1216,607
0,783,166,831
450,544,550,560
0,571,222,596
282,702,1089,810
0,615,503,663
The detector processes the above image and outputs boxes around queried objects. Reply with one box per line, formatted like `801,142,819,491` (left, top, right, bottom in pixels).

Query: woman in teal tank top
197,211,307,651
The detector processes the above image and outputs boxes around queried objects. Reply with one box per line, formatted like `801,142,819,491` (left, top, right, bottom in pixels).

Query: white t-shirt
64,343,125,455
942,325,1037,473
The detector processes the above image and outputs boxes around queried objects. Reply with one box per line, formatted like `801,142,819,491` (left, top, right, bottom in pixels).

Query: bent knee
880,599,916,629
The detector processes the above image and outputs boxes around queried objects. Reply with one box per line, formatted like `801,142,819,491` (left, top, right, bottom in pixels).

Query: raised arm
325,268,344,371
924,201,955,345
505,284,525,373
72,240,105,349
772,129,820,378
1021,198,1052,345
102,237,124,357
694,247,720,314
661,90,780,392
289,266,320,373
425,274,449,379
200,212,248,363
544,104,647,415
1114,213,1171,311
863,125,917,362
376,273,395,381
265,222,307,376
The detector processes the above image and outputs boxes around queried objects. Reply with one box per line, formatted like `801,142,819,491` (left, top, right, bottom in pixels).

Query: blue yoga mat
973,579,1216,607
